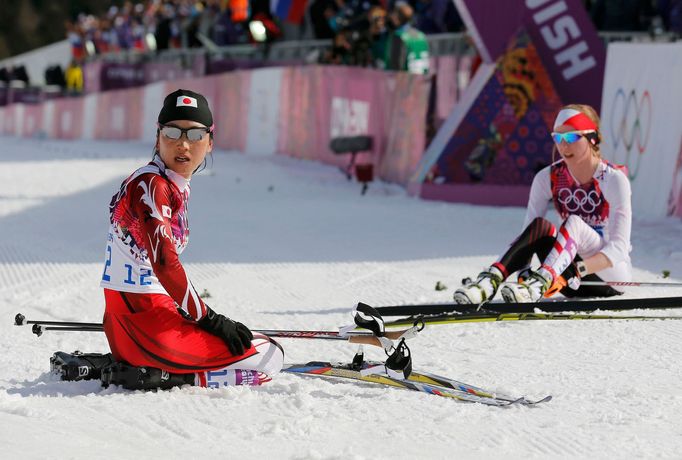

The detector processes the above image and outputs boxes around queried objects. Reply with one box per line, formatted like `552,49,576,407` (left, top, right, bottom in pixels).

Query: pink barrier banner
278,66,323,163
22,103,44,138
52,97,85,140
429,54,475,129
2,64,430,190
94,88,144,140
83,61,103,93
432,55,458,123
2,104,18,135
322,66,387,168
212,72,251,152
277,65,430,185
380,73,431,185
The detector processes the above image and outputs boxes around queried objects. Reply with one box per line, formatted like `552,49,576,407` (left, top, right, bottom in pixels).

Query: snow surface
2,136,682,459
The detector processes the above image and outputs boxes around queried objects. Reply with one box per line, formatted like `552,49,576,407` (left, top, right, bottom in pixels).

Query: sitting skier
100,89,283,388
455,104,632,304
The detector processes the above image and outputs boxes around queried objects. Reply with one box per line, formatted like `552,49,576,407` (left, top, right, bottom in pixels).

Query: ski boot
101,362,195,391
454,266,504,304
500,268,553,303
50,351,115,381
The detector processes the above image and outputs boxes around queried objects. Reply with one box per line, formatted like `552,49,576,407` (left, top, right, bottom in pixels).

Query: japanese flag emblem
176,96,198,108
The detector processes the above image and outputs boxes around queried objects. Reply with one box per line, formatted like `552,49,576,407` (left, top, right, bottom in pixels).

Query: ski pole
32,324,104,336
580,280,682,288
16,312,424,347
27,323,400,342
14,313,102,328
27,323,417,344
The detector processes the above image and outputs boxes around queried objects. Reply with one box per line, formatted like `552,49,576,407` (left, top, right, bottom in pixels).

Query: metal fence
93,30,680,66
92,32,476,66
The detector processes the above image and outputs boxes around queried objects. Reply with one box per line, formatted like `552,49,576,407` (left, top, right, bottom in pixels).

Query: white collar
152,156,190,192
166,168,190,192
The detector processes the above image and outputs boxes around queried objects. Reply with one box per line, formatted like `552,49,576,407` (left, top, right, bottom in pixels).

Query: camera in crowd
323,2,414,69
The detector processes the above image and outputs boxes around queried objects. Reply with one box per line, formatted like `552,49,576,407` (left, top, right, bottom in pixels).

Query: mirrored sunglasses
551,131,586,145
160,125,211,142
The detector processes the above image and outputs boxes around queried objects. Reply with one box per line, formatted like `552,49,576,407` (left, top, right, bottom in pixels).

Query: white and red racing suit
101,156,282,385
523,158,632,282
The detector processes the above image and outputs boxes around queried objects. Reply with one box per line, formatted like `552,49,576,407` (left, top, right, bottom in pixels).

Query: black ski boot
100,362,195,391
50,351,115,381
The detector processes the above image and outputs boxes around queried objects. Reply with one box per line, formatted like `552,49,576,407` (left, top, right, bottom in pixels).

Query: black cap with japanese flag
158,89,213,129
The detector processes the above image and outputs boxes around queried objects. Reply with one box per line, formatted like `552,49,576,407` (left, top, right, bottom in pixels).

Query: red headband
553,109,597,131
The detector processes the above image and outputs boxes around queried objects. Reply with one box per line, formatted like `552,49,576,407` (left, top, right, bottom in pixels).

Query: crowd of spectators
66,0,681,51
60,0,463,74
0,0,666,86
66,0,682,60
64,0,460,58
66,0,285,59
314,0,461,72
62,0,681,65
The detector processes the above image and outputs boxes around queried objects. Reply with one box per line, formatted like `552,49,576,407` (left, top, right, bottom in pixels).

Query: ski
383,312,682,328
282,361,551,406
405,368,551,405
373,296,682,316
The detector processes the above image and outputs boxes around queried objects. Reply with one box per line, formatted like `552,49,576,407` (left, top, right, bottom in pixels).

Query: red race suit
101,157,257,373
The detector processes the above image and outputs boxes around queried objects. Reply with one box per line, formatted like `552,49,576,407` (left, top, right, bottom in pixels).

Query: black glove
197,306,253,355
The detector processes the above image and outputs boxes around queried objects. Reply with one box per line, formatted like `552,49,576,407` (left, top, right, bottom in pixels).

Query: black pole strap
384,338,412,379
353,302,386,337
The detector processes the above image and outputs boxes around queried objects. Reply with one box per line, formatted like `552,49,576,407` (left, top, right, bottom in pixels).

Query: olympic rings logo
557,188,602,214
609,89,652,180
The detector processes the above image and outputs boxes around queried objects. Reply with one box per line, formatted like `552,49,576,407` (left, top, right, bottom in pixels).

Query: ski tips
521,395,553,405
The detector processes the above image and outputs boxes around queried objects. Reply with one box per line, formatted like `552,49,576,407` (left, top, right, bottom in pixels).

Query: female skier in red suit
101,89,283,387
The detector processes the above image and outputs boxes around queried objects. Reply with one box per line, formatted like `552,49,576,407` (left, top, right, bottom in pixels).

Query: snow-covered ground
2,136,682,459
